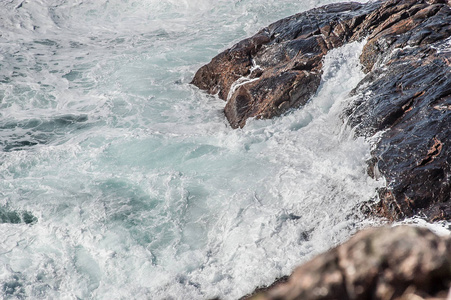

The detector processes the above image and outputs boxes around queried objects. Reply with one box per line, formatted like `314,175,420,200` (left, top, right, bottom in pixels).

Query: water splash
0,0,388,299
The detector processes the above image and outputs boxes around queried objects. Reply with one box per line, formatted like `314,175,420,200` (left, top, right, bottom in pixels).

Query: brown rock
191,1,382,128
243,226,451,300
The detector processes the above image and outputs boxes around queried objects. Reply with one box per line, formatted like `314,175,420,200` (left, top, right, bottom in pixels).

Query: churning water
0,0,396,299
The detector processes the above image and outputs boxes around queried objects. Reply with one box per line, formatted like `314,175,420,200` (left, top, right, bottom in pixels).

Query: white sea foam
1,0,444,299
393,218,451,237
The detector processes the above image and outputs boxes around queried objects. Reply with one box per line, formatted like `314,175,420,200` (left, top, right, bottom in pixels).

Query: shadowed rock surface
242,226,451,300
192,0,451,221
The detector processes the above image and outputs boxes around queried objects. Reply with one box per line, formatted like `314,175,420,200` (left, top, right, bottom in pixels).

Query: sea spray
0,0,386,299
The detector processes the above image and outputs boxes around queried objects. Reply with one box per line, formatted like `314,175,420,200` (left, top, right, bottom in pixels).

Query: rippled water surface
0,0,391,299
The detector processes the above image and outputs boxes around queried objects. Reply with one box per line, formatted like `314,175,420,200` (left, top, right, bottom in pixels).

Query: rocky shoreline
192,0,451,222
192,0,451,298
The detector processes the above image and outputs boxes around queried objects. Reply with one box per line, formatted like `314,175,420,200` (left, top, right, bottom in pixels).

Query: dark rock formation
242,226,451,300
343,1,451,222
192,0,451,221
191,1,383,128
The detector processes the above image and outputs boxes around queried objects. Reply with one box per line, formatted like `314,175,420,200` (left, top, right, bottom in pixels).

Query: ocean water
0,0,414,299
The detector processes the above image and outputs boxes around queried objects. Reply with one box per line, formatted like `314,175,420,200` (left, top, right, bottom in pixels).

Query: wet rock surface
344,1,451,222
191,1,383,128
242,226,451,300
192,0,451,221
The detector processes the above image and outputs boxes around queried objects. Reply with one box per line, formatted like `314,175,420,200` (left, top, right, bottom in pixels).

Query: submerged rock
0,207,37,225
242,226,451,300
192,0,451,221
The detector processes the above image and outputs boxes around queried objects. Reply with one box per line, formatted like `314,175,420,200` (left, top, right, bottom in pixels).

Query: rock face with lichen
243,226,451,300
191,0,451,221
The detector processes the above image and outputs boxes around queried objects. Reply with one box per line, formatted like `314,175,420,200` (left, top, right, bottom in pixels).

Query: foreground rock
192,0,451,221
242,226,451,300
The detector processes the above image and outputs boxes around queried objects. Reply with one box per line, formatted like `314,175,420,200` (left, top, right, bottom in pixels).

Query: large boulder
192,0,451,221
191,1,382,128
243,226,451,300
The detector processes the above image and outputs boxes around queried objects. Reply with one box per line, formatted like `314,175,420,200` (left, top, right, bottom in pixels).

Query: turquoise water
0,0,388,299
